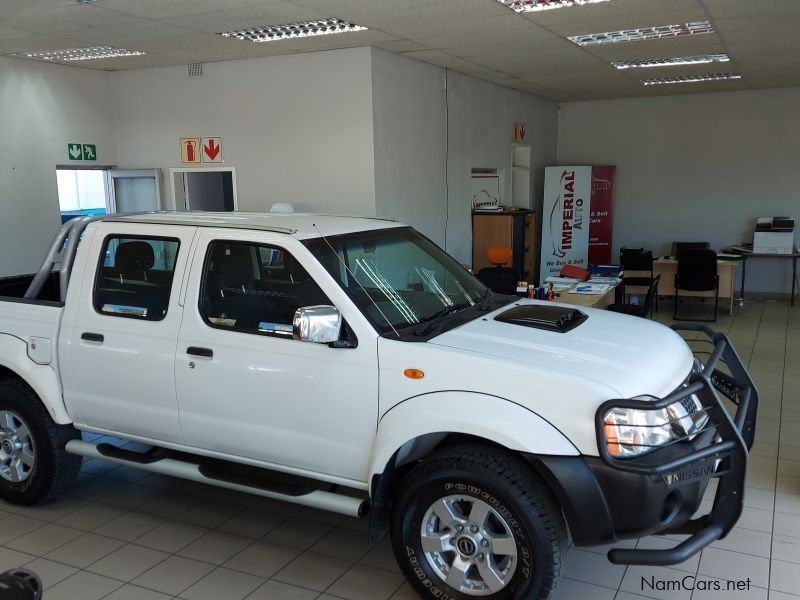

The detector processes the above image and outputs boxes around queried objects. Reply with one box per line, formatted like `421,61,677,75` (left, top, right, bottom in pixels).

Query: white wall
371,48,447,246
0,57,116,277
370,49,559,265
112,48,377,219
446,72,559,265
557,87,800,295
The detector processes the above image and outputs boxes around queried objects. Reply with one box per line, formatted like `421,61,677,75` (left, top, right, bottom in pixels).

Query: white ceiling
2,0,798,101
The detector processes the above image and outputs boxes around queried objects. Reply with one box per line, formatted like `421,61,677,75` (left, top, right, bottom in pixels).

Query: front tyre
391,445,567,600
0,380,81,505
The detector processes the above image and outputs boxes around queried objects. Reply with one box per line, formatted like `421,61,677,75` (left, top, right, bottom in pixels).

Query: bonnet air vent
494,304,588,333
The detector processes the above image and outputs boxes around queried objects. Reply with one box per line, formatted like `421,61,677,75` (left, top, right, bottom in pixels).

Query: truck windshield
304,227,489,335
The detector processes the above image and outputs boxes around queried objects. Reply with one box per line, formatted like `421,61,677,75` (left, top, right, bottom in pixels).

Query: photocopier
753,217,795,254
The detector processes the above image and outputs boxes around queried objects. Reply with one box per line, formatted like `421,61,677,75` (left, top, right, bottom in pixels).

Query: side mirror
293,305,342,344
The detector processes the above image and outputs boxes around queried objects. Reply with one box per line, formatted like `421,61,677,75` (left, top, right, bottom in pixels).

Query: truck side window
201,241,330,338
94,236,180,321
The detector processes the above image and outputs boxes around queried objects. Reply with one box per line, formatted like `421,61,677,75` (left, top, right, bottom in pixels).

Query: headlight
603,395,709,458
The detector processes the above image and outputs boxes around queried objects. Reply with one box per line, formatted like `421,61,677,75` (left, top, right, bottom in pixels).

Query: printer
753,217,795,254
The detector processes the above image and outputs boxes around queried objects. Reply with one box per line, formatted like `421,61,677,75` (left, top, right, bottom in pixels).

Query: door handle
187,346,213,358
81,332,104,343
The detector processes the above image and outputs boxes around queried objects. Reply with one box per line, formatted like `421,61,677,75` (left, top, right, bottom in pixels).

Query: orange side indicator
604,418,621,456
404,368,425,380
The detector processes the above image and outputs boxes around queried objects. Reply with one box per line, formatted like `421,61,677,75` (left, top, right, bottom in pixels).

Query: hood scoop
494,304,588,333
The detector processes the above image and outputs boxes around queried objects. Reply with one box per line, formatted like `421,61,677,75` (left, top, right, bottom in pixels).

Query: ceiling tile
163,2,330,34
98,0,281,20
1,3,142,34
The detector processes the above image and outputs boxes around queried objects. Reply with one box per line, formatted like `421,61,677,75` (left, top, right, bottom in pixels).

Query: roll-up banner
588,165,617,265
539,166,592,283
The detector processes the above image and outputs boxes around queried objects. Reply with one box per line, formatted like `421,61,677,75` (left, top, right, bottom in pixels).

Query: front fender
0,334,71,424
368,391,579,480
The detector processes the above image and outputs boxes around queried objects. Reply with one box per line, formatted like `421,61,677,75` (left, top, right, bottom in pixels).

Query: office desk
627,259,738,316
559,285,617,309
723,249,800,307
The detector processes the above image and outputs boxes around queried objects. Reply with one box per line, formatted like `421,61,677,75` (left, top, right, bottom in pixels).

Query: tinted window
200,241,330,338
94,236,180,321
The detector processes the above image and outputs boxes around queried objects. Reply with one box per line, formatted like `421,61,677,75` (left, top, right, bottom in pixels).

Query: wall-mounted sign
539,166,592,283
180,137,201,164
512,122,526,143
67,143,97,161
201,137,223,163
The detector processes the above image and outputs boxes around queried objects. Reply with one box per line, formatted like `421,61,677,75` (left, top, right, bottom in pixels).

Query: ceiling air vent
187,62,204,77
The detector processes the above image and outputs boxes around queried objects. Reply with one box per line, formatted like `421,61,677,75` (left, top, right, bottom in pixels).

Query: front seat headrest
116,241,155,273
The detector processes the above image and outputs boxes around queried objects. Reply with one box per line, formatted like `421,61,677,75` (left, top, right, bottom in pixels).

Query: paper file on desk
571,283,612,295
545,276,580,285
588,276,622,285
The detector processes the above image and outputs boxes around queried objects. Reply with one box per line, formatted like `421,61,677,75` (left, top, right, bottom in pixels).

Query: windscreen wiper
414,300,476,336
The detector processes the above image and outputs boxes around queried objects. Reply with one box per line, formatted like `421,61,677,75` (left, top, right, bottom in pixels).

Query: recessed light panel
568,20,714,46
497,0,612,12
24,46,145,61
219,18,367,43
641,73,742,86
613,53,730,69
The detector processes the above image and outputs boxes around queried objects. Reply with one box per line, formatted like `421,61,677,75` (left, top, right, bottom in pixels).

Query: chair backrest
671,241,710,257
619,247,653,272
487,246,513,267
643,274,661,314
676,249,718,291
476,266,518,295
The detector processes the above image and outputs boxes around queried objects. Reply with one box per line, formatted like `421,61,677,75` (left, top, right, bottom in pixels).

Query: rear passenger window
94,236,180,321
200,241,330,338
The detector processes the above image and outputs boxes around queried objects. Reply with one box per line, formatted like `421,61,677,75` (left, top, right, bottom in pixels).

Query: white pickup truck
0,212,757,599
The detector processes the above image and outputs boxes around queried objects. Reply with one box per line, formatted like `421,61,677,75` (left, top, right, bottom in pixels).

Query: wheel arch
366,391,580,547
0,336,71,425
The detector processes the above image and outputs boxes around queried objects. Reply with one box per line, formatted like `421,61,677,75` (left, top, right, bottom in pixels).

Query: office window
94,236,180,320
201,241,330,338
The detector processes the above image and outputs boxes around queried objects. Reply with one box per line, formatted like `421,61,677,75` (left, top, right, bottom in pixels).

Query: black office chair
476,247,519,295
671,241,711,257
608,274,660,318
619,247,658,311
674,249,719,322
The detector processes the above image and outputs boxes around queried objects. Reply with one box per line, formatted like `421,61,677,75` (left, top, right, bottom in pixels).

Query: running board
66,439,369,518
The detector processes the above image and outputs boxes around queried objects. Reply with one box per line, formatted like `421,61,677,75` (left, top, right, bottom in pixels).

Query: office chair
608,274,660,318
619,247,658,311
476,246,519,295
674,249,719,322
671,241,711,257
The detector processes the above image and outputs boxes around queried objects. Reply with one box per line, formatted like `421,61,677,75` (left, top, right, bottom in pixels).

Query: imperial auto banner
539,166,592,283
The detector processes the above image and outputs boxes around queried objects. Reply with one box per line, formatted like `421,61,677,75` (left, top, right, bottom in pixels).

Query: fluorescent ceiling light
497,0,612,11
641,73,742,86
219,18,367,43
23,46,145,61
613,53,730,69
568,20,714,46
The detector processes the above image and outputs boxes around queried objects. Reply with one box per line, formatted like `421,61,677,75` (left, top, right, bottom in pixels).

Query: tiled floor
0,299,797,599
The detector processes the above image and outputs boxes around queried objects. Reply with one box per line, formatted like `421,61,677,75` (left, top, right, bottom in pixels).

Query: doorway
56,167,162,222
170,167,237,212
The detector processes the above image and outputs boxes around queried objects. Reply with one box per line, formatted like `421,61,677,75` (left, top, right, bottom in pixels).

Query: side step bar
66,440,369,518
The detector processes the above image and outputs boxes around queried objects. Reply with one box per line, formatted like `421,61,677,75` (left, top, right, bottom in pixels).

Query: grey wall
371,48,447,247
370,49,559,265
112,48,377,218
0,57,116,277
446,72,559,265
557,87,800,295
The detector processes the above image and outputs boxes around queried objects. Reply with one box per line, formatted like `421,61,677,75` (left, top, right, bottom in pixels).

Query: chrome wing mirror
293,305,342,344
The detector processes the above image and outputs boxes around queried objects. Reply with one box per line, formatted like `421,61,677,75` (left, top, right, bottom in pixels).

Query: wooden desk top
559,284,617,308
653,257,739,266
722,247,800,258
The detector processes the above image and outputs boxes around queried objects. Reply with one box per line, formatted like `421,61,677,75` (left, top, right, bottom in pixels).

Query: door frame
107,168,163,213
168,166,239,212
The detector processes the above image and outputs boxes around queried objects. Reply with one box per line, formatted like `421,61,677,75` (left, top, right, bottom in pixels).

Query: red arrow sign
203,138,220,161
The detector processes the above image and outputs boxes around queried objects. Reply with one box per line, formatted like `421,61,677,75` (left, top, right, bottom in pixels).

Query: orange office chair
476,247,519,294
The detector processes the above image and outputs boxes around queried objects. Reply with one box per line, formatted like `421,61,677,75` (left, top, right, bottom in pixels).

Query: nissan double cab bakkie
0,212,757,600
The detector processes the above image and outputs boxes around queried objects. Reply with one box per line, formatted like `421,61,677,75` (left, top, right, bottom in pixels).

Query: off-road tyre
391,444,567,600
0,379,82,505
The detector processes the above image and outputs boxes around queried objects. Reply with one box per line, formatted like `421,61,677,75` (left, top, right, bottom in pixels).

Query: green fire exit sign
67,143,97,161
